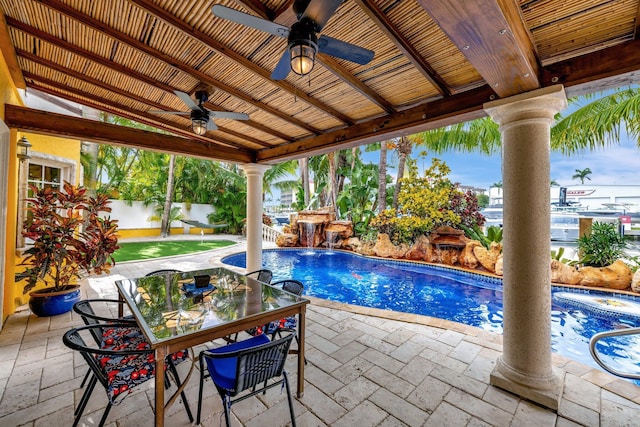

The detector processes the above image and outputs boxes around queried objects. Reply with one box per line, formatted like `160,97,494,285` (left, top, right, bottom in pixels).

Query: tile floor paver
1,235,640,426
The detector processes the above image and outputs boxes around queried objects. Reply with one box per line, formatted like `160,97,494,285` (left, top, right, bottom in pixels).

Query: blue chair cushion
204,334,270,391
99,326,189,404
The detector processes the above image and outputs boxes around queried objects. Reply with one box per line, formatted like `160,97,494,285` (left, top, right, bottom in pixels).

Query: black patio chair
268,280,306,364
63,323,193,427
196,332,296,426
245,269,273,284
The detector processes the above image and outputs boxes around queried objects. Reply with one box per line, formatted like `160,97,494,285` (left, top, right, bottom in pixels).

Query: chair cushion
204,334,270,391
248,316,297,336
99,326,189,404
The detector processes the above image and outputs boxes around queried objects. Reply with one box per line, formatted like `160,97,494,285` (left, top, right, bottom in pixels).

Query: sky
394,135,640,191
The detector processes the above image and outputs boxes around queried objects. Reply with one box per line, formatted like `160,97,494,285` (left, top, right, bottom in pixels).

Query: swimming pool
222,248,640,378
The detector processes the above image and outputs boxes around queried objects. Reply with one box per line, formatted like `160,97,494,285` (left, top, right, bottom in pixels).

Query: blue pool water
222,248,640,378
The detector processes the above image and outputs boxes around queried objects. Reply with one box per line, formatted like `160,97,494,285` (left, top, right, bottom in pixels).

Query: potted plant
19,182,120,316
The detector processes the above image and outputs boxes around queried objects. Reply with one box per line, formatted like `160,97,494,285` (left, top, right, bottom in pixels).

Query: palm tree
552,88,640,154
391,136,416,211
160,154,177,237
572,167,592,184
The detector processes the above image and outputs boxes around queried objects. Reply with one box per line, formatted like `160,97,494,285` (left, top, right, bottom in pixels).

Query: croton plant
20,182,120,293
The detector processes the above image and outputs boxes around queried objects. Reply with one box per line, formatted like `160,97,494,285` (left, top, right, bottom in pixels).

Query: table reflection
116,267,304,344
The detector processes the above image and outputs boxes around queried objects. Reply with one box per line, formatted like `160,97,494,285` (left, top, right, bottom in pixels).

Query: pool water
222,248,640,378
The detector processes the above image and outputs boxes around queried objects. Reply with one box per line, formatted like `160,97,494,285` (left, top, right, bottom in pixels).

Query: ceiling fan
212,0,375,80
151,90,249,135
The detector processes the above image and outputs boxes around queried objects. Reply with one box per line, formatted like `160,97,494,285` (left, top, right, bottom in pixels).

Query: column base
490,358,565,410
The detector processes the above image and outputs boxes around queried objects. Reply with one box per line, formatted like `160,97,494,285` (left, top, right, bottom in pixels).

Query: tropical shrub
370,159,485,244
577,221,627,267
20,182,120,293
460,224,503,249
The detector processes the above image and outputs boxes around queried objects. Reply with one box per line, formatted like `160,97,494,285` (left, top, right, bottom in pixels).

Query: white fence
262,224,283,242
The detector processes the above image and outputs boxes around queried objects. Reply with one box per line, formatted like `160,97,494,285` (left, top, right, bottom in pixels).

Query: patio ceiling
2,0,640,164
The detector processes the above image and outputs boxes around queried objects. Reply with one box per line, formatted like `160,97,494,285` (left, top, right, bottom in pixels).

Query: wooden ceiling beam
24,81,216,145
128,0,355,126
18,4,322,135
8,19,298,142
418,0,540,98
22,71,264,150
316,54,395,114
5,104,254,163
258,85,496,163
260,38,640,163
541,38,640,97
0,7,25,89
355,0,451,97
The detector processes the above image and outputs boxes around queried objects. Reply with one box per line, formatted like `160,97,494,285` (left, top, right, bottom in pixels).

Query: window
17,154,76,248
28,163,62,195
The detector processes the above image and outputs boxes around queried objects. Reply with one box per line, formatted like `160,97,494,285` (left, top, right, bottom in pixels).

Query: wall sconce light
17,136,32,161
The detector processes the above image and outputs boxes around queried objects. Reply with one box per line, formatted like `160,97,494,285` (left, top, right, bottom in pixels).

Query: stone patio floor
1,235,640,426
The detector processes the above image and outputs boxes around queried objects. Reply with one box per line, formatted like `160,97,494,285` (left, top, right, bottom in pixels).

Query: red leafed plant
20,182,120,294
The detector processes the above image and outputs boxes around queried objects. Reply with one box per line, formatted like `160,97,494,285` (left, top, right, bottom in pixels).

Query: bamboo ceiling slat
2,0,640,163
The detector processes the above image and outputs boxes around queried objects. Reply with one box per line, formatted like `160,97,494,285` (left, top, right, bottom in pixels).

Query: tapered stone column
241,164,271,272
484,85,567,410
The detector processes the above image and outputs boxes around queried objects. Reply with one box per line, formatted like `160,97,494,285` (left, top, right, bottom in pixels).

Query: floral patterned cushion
248,316,297,336
99,326,188,404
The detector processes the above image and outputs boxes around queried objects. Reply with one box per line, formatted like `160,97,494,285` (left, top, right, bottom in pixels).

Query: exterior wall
107,200,219,237
0,46,24,322
489,185,640,209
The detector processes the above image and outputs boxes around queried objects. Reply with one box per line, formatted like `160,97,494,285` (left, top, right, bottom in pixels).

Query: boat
481,207,582,241
550,212,580,241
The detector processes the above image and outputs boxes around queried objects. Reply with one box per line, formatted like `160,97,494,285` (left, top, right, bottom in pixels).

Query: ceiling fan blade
212,5,289,37
206,120,218,131
174,90,200,110
271,49,291,80
318,36,374,65
300,0,343,31
209,111,250,121
149,110,190,115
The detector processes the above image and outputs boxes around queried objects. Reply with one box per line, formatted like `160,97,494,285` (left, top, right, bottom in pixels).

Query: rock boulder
579,260,633,290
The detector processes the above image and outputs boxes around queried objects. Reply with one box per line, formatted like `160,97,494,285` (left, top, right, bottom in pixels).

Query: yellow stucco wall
1,47,83,314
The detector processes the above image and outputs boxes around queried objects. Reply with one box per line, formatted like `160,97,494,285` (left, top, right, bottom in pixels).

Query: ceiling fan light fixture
289,40,317,76
191,109,209,135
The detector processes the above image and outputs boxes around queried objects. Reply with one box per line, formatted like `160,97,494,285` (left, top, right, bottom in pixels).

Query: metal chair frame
245,269,273,284
196,333,296,426
63,323,193,427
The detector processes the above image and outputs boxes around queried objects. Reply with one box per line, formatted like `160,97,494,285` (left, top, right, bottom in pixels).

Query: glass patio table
115,267,309,427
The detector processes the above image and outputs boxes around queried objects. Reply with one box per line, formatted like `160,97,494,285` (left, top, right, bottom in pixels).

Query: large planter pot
29,285,81,317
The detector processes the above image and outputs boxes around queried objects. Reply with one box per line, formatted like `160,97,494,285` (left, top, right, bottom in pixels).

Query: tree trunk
328,152,338,217
160,154,176,237
299,157,310,208
393,136,412,211
378,141,388,214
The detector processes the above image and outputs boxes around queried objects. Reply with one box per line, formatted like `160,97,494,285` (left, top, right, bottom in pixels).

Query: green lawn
112,240,236,262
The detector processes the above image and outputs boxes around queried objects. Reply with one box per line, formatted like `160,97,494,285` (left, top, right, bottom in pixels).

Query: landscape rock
495,256,503,276
405,235,432,261
276,233,298,247
579,260,633,290
551,260,581,285
325,220,354,241
473,242,502,273
632,269,640,292
460,240,483,269
373,233,409,259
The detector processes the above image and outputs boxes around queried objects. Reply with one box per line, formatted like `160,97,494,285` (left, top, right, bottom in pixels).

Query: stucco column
484,85,567,410
241,163,271,272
